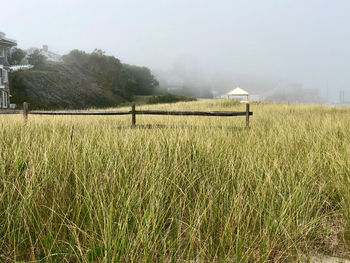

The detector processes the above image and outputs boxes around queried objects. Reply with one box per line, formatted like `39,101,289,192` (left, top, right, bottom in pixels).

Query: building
227,87,250,103
26,45,61,62
0,32,17,109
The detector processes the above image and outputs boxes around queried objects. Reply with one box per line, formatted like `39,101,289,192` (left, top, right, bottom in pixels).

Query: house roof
0,32,17,47
227,87,249,96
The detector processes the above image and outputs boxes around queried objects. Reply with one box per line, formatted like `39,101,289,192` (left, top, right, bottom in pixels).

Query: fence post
131,104,136,126
245,103,250,128
23,102,28,121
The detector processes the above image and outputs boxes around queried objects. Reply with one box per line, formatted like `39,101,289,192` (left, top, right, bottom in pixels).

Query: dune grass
0,100,350,262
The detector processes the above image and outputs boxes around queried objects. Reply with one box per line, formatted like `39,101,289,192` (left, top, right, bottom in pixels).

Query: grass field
0,100,350,262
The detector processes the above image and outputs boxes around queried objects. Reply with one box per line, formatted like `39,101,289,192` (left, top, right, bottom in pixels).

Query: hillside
9,50,159,109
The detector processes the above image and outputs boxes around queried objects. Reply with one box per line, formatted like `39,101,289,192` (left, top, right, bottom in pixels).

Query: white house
0,32,17,109
26,45,61,62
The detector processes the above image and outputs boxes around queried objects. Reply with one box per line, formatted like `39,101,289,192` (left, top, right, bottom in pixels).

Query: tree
8,48,26,65
92,49,105,56
27,49,47,67
122,64,159,95
62,49,159,100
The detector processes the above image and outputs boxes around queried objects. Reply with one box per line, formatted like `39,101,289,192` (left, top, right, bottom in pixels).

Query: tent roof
227,87,249,96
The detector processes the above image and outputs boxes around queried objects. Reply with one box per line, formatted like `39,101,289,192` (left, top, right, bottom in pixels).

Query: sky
2,0,350,102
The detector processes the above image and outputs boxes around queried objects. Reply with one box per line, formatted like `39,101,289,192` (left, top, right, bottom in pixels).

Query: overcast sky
3,0,350,101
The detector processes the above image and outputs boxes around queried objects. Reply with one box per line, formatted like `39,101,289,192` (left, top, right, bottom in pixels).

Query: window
3,69,8,83
0,48,4,57
2,91,8,108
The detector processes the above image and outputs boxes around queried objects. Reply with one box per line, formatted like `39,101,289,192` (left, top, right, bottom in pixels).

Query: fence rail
0,110,22,114
29,110,131,115
134,110,250,116
0,102,253,127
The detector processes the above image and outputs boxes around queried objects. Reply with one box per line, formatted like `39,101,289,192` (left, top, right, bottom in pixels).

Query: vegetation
147,94,196,104
0,100,350,261
27,49,47,67
8,47,27,65
168,85,214,99
62,49,159,100
114,95,196,107
9,49,159,109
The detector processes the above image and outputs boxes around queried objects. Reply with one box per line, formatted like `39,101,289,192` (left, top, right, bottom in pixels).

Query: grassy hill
1,100,350,261
9,50,160,109
10,62,126,109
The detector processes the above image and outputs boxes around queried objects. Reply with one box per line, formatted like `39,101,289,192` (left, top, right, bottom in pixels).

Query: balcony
0,37,17,46
2,37,17,44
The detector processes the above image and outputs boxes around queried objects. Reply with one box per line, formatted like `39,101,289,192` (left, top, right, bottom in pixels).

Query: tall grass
0,100,350,262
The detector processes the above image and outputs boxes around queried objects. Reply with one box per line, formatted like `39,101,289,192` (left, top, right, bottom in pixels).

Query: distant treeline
9,49,162,109
62,49,160,100
147,94,196,104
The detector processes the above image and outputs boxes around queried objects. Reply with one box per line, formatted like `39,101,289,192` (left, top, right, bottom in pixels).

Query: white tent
227,87,250,102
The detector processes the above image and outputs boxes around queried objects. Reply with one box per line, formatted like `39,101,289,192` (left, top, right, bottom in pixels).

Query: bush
8,48,27,65
61,50,159,101
147,94,196,104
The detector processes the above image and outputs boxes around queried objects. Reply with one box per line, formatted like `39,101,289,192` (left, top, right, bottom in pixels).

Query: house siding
0,33,17,109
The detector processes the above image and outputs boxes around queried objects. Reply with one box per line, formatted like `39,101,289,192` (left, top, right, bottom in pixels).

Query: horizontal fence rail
29,110,131,115
0,110,22,114
0,102,253,127
134,110,252,116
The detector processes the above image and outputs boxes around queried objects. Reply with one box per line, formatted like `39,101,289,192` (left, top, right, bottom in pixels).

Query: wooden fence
0,102,253,127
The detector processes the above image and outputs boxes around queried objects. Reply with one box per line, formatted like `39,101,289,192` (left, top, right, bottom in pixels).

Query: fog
3,0,350,103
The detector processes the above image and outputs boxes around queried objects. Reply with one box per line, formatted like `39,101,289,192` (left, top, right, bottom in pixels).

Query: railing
1,102,253,127
9,65,34,72
0,37,17,44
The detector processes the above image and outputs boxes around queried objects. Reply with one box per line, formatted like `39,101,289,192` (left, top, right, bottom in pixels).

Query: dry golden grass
0,99,349,262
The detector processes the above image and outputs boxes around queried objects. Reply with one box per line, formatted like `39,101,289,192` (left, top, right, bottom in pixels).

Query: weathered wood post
245,103,250,128
131,104,136,126
23,102,28,121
